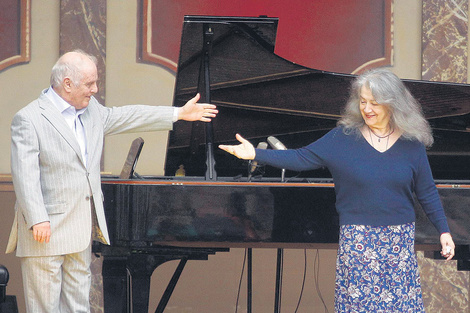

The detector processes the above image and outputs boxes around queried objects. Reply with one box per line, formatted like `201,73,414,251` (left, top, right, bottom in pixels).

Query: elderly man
6,50,217,313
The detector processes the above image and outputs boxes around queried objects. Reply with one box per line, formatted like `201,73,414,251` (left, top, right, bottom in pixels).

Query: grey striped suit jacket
6,89,175,257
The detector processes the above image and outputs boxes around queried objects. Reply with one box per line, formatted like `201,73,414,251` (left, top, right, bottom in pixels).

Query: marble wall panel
60,0,106,104
421,1,469,312
422,0,468,83
418,253,469,313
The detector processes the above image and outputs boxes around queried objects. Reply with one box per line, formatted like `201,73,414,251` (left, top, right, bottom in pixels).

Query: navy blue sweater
255,127,450,234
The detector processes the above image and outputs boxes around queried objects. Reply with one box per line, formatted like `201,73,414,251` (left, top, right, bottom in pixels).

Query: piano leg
101,247,229,312
102,254,173,313
126,254,159,313
102,256,129,313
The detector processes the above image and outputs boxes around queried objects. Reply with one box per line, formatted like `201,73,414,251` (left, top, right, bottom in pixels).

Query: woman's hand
219,134,256,160
440,232,455,261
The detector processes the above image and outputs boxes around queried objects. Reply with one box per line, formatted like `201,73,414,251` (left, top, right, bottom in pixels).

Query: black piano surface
99,15,470,313
100,176,470,312
101,178,470,248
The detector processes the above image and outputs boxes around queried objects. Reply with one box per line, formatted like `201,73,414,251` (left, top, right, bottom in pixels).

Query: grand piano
99,16,470,313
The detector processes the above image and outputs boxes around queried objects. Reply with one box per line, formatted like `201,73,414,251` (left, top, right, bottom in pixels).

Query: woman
219,68,455,312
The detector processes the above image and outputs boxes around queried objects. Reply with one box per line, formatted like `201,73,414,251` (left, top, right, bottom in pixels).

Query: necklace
368,126,394,142
368,127,391,151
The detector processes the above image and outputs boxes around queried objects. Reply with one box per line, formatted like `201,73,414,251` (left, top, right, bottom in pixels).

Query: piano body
99,16,470,312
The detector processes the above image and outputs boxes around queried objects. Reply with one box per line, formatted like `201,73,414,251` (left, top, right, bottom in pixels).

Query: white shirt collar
45,87,87,116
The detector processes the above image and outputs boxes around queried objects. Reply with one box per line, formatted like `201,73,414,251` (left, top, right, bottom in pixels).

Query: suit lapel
38,93,85,165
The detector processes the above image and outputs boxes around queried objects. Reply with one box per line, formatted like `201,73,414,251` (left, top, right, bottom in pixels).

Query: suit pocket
45,202,66,215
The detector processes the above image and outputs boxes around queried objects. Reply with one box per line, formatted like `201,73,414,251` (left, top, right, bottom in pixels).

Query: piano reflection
99,16,470,313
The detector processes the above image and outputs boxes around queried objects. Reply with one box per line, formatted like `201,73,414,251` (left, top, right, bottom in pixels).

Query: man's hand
32,221,51,243
178,93,218,122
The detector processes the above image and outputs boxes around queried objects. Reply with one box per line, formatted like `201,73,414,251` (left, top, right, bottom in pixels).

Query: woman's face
359,85,391,130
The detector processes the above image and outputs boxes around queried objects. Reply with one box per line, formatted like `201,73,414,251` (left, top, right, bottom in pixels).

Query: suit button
86,196,90,201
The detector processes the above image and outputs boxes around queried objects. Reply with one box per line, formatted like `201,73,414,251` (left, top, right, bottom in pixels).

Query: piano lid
165,15,470,179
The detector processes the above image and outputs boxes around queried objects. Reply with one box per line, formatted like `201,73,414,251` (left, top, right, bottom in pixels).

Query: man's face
66,62,98,110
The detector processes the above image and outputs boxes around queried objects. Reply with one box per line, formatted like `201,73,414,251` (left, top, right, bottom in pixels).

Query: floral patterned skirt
335,223,425,313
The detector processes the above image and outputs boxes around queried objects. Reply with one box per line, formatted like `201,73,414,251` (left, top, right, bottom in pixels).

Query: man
5,50,217,312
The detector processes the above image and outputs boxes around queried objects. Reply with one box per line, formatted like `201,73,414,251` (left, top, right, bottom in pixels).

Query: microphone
248,141,268,181
267,136,287,182
267,136,287,150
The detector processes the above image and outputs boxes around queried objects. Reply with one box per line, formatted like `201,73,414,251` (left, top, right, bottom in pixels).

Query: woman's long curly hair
338,68,433,147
